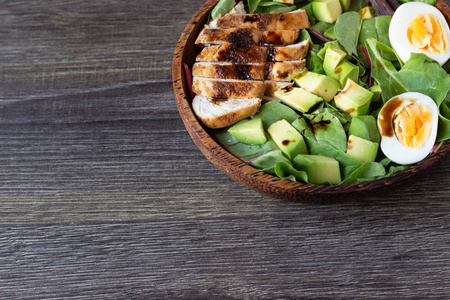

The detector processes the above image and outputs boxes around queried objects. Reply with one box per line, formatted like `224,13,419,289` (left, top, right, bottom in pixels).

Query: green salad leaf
250,150,309,182
365,38,407,102
397,53,450,107
334,11,363,56
210,0,236,19
252,101,299,130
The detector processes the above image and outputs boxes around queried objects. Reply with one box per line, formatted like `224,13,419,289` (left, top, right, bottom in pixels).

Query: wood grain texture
1,0,450,298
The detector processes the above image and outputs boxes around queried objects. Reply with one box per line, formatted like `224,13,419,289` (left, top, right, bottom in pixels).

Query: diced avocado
267,120,308,159
312,0,343,24
323,46,347,77
334,78,373,116
359,6,377,19
293,70,340,102
348,115,381,144
368,85,381,102
329,59,359,88
274,86,323,113
324,26,336,40
346,135,378,163
317,40,343,60
228,118,267,145
292,154,341,184
339,0,351,11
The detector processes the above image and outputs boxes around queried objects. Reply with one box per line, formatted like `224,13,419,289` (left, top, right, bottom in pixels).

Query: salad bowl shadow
172,0,450,202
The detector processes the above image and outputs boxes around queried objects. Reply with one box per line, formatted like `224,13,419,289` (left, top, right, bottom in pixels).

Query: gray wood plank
0,0,449,298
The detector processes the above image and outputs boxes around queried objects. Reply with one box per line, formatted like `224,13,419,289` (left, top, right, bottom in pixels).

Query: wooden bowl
172,0,450,201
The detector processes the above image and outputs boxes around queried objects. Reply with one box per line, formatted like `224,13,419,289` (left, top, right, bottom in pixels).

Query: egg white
389,2,450,66
378,92,439,165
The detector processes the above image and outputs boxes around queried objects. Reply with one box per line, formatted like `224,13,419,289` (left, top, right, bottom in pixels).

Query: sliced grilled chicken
195,28,299,46
208,9,310,31
196,43,268,63
266,60,306,81
192,95,262,129
193,77,266,98
196,40,308,63
267,39,309,62
192,60,305,81
193,62,266,80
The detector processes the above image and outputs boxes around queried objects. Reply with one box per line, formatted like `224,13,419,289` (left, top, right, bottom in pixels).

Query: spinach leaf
437,101,450,142
347,0,369,12
211,0,236,19
291,111,348,152
214,130,278,162
253,1,296,13
397,53,450,107
306,44,325,74
251,150,309,183
358,16,393,66
365,38,407,103
253,101,300,130
335,11,362,56
340,162,386,184
248,0,262,13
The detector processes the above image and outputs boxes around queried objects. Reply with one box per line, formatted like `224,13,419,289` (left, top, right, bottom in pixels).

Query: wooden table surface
1,0,449,298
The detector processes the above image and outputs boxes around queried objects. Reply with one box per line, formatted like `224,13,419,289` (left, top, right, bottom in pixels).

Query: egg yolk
393,103,432,149
407,13,448,54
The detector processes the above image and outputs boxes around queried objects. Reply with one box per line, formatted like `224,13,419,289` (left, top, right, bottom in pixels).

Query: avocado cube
368,85,381,102
346,135,378,163
359,6,377,19
329,59,359,88
340,0,351,11
292,154,341,184
323,46,347,77
334,78,373,116
267,120,308,159
348,115,381,144
274,87,323,113
317,40,344,60
312,0,343,24
228,118,267,145
293,71,340,102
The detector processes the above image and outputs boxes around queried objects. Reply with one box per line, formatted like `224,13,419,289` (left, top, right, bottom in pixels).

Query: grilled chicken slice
192,95,262,129
266,60,306,81
192,60,305,81
208,9,310,31
196,40,309,63
195,28,299,46
193,77,266,98
193,62,266,80
196,43,268,63
266,39,309,62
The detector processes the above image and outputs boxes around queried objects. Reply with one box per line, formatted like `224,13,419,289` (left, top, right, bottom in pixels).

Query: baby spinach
365,38,407,103
334,11,362,56
211,0,236,19
291,111,348,152
247,0,263,13
252,101,299,130
397,53,450,107
250,150,309,182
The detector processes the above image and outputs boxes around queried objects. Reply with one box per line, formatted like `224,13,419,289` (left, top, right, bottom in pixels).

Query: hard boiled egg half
377,92,439,165
389,2,450,66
